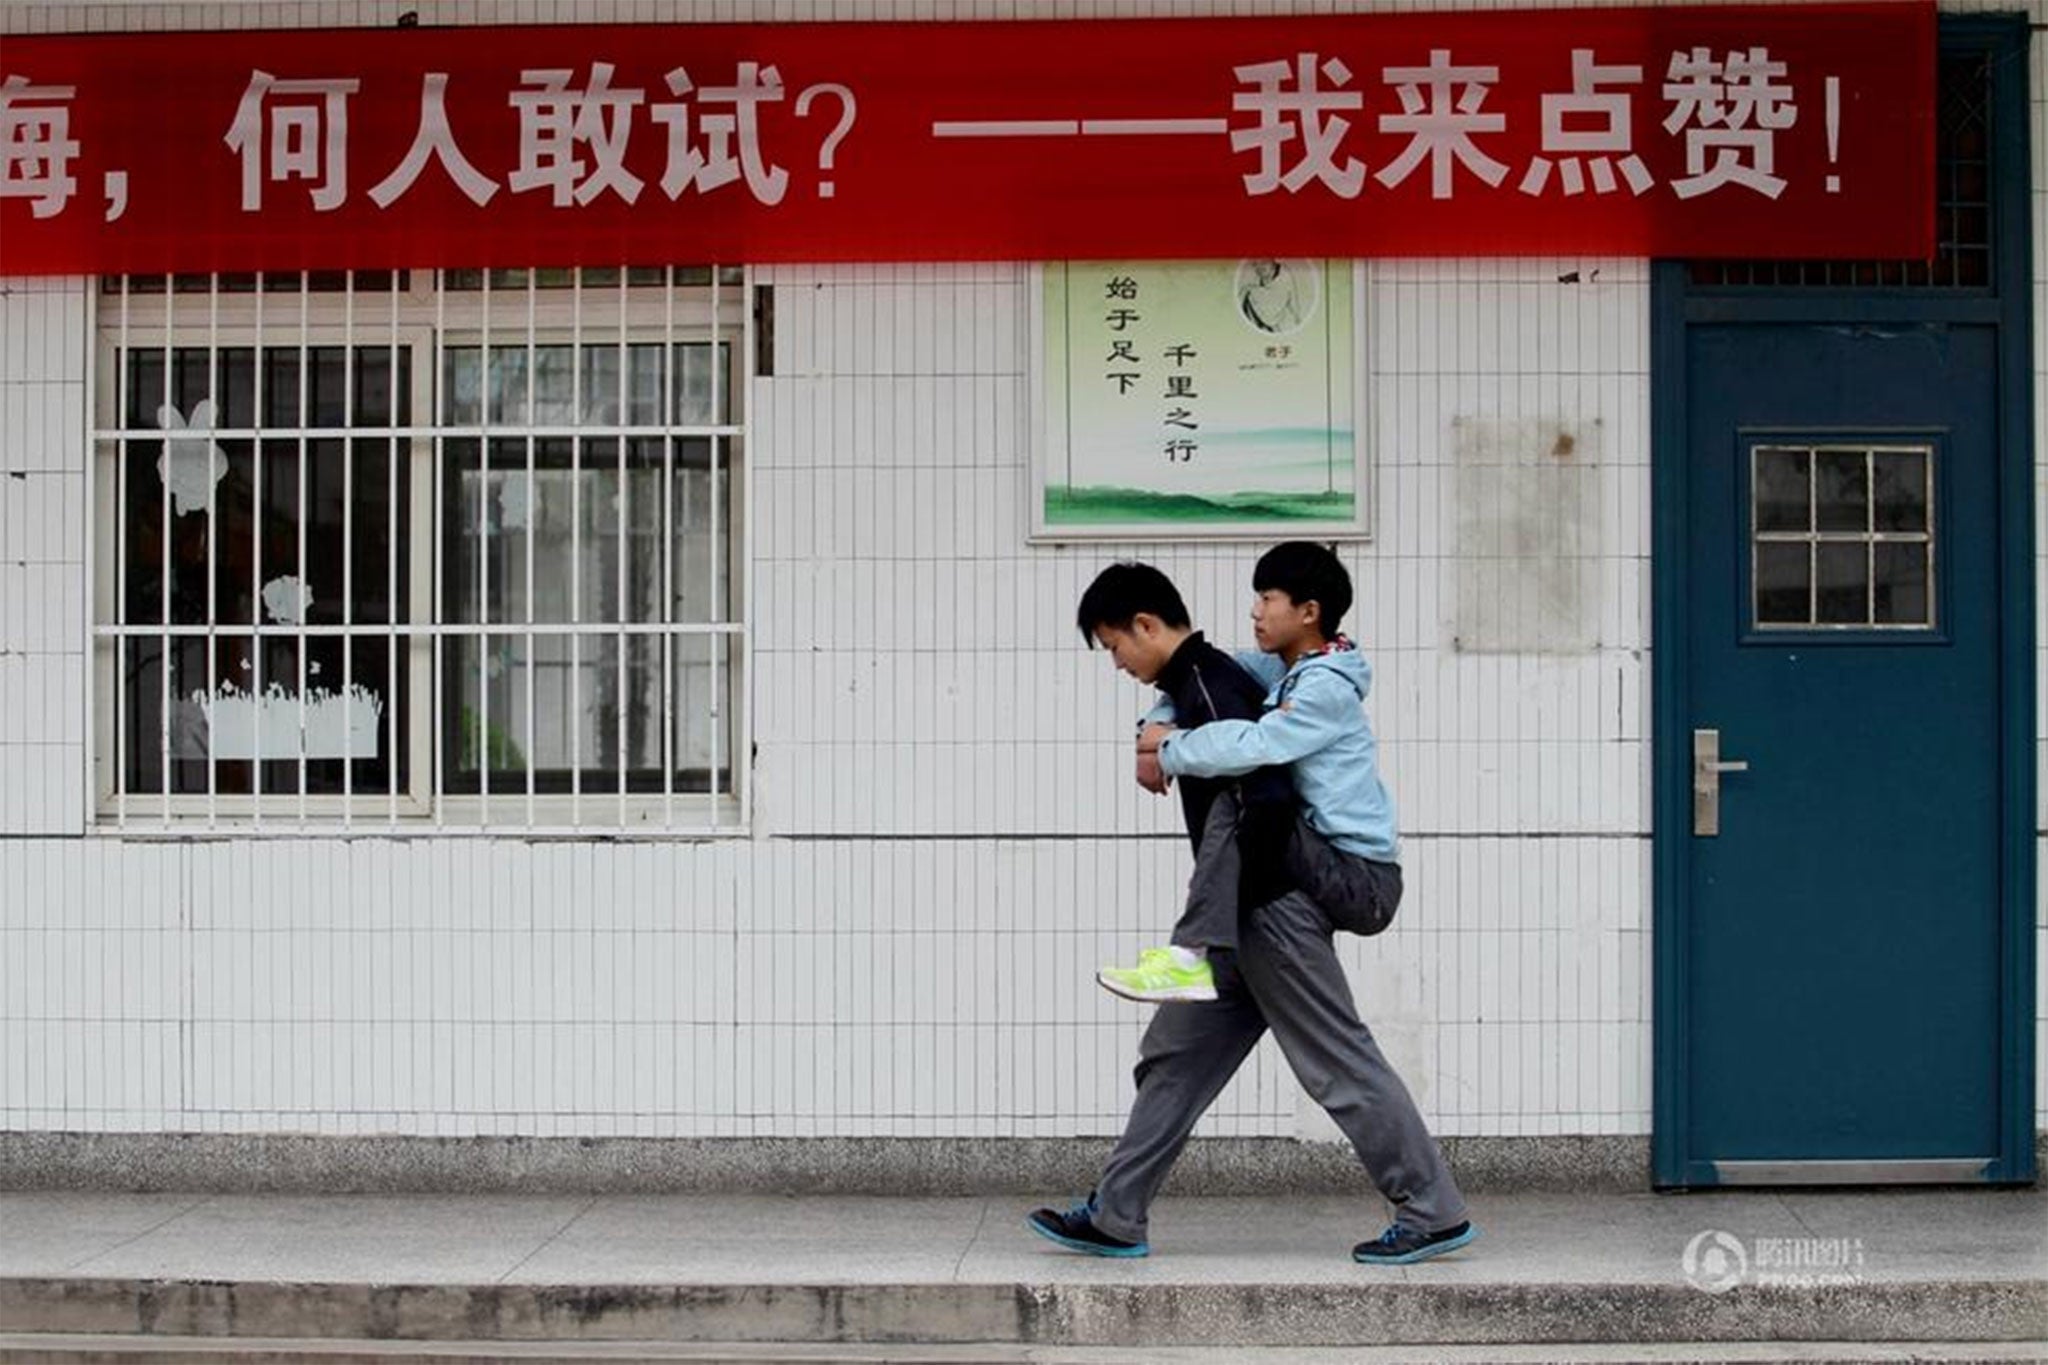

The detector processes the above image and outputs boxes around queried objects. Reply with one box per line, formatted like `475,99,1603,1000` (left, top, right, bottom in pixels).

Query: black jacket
1153,632,1297,909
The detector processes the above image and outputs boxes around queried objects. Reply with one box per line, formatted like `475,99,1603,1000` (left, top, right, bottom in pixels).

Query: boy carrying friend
1097,541,1404,1003
1032,553,1475,1267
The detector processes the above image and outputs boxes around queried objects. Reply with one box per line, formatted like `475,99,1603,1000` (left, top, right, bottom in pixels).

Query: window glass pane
124,347,407,627
443,438,520,626
671,632,733,795
445,631,728,797
1814,449,1869,533
524,438,584,624
627,344,666,425
348,438,409,627
126,633,404,796
580,347,679,426
445,632,533,794
571,631,621,789
617,633,666,792
123,345,262,431
263,349,308,428
453,437,565,624
673,438,725,623
524,634,589,786
1873,542,1932,625
444,342,728,427
1872,450,1929,532
1754,448,1809,533
1815,541,1869,624
575,438,668,624
108,270,398,295
449,437,724,629
675,342,729,425
1755,541,1810,624
580,347,623,422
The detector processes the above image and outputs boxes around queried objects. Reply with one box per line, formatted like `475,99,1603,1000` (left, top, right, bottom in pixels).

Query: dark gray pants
1171,793,1401,952
1095,889,1467,1245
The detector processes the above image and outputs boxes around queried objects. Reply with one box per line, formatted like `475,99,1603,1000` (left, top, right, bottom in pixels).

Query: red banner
0,4,1934,273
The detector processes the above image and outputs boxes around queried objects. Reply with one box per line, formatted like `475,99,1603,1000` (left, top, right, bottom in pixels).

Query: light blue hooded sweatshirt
1154,641,1399,863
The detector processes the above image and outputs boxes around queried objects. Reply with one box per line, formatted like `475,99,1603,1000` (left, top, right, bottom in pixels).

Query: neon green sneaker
1096,947,1217,1004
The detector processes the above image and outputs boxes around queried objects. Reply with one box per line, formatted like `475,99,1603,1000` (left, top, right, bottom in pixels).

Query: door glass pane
1814,450,1869,533
1873,542,1932,625
1755,542,1811,624
1815,542,1870,624
1872,451,1929,532
1754,448,1810,533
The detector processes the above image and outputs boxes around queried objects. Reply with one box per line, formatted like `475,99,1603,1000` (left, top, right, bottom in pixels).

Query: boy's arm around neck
1157,664,1357,779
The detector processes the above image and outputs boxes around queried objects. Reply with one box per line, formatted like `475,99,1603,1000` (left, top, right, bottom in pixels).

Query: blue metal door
1678,320,2004,1181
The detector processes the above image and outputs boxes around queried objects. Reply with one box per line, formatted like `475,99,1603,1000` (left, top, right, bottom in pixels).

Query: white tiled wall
0,277,88,838
0,0,2036,1144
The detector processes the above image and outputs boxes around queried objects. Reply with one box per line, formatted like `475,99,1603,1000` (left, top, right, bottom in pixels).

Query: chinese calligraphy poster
1035,260,1363,541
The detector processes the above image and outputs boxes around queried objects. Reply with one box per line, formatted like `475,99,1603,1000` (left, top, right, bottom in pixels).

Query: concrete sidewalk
0,1187,2043,1358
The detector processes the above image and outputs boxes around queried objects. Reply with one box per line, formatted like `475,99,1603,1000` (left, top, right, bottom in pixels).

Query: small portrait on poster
1235,257,1318,337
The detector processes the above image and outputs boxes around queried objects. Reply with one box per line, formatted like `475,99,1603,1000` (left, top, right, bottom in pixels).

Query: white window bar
662,267,676,831
478,268,492,827
431,273,447,833
341,272,355,830
251,273,267,830
570,269,583,828
524,271,539,830
710,265,723,830
297,273,312,825
110,278,126,829
738,268,754,830
157,274,174,827
615,266,629,831
206,275,222,831
388,277,403,828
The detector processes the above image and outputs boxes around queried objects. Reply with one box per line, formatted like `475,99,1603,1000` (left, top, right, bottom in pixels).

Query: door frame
1651,15,2037,1188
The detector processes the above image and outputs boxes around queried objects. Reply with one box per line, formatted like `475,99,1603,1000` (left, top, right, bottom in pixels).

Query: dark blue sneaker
1352,1219,1478,1265
1025,1199,1150,1258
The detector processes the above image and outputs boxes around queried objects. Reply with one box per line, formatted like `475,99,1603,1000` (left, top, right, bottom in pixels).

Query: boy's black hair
1253,541,1352,637
1076,562,1191,646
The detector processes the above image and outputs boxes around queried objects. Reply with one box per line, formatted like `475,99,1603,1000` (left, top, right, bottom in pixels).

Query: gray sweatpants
1093,887,1468,1244
1172,791,1401,952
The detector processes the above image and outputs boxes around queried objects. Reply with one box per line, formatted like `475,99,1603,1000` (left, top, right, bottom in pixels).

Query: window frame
1736,431,1953,648
86,267,752,835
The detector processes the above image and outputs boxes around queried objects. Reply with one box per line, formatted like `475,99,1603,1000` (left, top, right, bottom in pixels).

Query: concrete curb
3,1339,2047,1364
0,1134,1654,1195
1,1277,2043,1348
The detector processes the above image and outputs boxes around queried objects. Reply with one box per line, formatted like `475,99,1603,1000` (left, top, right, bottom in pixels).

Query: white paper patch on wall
1452,416,1603,654
182,682,384,761
154,401,230,516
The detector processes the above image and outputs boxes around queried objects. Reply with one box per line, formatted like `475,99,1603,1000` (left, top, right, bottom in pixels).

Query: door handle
1693,728,1751,837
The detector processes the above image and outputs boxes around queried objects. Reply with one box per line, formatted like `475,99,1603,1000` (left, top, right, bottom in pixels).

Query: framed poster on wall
1031,259,1367,542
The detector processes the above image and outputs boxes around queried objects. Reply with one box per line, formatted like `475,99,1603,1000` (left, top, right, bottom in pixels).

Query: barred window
91,267,748,833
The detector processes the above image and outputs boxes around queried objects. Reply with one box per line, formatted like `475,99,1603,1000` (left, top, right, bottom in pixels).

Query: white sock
1167,945,1206,970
